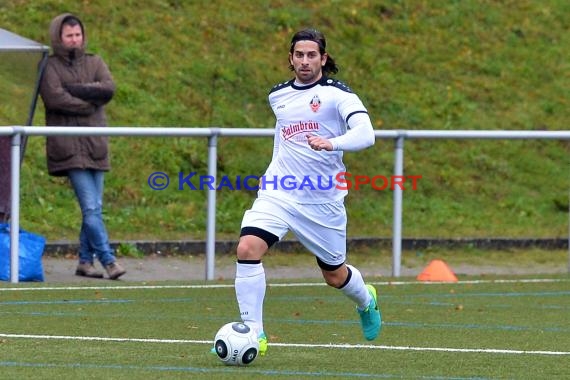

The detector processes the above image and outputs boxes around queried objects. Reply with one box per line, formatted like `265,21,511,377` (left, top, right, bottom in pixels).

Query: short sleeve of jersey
325,79,369,125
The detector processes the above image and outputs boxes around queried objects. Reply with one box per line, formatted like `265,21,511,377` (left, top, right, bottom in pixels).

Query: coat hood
49,13,86,60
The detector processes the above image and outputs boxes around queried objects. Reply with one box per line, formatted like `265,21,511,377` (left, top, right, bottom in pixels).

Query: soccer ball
213,322,259,366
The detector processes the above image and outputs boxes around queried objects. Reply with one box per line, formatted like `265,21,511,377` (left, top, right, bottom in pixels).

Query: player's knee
319,260,347,288
236,239,264,260
324,277,344,288
322,271,346,288
236,243,249,259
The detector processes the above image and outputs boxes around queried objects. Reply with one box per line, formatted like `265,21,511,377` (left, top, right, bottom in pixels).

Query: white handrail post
205,131,218,280
392,134,405,277
9,131,22,284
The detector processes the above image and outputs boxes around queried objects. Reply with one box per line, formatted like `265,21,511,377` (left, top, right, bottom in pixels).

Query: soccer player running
233,28,381,355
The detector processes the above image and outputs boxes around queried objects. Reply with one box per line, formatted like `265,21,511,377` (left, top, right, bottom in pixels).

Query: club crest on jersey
309,95,321,113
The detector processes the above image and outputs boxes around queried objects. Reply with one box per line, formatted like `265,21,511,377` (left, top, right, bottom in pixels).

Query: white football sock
340,264,371,310
235,262,266,335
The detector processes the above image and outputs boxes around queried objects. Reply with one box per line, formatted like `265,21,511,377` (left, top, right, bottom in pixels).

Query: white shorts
240,195,347,266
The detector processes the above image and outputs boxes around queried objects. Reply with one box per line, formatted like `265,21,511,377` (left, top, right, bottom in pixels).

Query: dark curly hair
288,28,339,76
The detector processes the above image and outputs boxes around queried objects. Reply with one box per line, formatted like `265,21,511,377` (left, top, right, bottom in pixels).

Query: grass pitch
1,275,569,379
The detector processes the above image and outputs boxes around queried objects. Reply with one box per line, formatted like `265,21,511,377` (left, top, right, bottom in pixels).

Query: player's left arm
307,112,375,152
328,111,375,151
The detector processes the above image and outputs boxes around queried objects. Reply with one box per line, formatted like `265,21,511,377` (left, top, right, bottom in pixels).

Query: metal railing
1,126,569,283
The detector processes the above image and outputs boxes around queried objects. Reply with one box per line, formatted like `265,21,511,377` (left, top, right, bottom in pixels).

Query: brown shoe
75,263,104,278
105,262,126,280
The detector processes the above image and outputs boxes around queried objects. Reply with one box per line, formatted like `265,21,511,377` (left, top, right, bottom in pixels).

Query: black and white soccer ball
214,322,259,366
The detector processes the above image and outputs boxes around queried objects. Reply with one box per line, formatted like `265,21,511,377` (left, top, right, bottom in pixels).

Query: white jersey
259,76,373,204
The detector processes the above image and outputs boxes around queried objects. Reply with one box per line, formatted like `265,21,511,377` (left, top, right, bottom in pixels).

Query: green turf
1,275,569,379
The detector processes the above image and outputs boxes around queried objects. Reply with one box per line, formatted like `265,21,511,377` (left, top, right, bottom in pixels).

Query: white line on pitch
1,277,568,292
0,333,568,356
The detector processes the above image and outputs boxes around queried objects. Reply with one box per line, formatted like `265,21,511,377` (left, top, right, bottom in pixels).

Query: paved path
39,255,568,283
41,256,336,283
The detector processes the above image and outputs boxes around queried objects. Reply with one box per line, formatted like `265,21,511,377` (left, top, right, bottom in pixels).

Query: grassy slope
0,0,568,242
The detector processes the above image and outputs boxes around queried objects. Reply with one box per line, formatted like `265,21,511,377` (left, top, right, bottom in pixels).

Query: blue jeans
68,169,116,267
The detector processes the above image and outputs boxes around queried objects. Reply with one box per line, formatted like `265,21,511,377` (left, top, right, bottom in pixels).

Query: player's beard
295,66,321,84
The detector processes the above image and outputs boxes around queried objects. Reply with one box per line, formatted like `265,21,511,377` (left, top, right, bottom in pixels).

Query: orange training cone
417,259,458,282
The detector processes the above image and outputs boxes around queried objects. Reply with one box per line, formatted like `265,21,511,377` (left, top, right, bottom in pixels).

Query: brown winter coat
39,13,115,176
